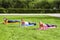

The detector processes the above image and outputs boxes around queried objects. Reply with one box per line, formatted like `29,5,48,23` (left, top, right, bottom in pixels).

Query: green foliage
0,0,60,13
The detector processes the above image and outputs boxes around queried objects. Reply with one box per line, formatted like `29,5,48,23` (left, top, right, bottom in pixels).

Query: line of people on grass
3,18,57,30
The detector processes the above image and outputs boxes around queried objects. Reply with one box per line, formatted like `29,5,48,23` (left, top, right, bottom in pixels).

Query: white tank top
24,22,29,25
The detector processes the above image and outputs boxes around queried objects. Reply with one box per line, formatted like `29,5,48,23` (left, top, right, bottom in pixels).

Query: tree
54,0,60,9
34,0,50,9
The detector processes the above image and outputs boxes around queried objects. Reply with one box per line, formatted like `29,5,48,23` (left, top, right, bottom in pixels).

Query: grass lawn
0,15,60,40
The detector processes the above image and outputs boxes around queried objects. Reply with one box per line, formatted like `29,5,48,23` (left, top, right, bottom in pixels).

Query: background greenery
0,0,60,13
0,15,60,40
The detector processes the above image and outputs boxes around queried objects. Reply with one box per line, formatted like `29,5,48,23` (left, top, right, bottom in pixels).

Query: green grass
0,15,60,40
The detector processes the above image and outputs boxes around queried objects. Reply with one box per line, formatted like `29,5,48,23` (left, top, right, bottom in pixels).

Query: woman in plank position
38,21,57,30
3,18,20,24
21,19,36,26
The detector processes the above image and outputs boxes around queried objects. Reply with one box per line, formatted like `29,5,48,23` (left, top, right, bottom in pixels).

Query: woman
38,21,57,30
3,18,20,24
21,19,36,26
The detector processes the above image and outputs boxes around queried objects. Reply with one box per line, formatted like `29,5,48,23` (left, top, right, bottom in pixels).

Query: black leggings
46,24,57,27
29,22,36,25
8,20,20,23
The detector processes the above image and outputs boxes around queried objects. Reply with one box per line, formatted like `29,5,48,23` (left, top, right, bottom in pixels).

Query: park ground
0,15,60,40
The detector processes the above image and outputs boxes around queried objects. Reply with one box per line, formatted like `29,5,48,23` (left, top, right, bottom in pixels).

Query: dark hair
3,17,8,20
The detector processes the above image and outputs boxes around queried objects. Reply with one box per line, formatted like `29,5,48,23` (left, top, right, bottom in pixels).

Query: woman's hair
39,21,43,24
39,21,44,27
3,17,8,20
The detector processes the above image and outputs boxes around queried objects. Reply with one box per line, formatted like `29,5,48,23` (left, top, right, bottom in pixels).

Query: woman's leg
46,24,52,27
51,25,57,27
46,24,57,28
29,22,36,25
8,20,15,23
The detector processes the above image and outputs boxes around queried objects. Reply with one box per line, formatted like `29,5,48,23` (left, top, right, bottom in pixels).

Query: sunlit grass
0,15,60,40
